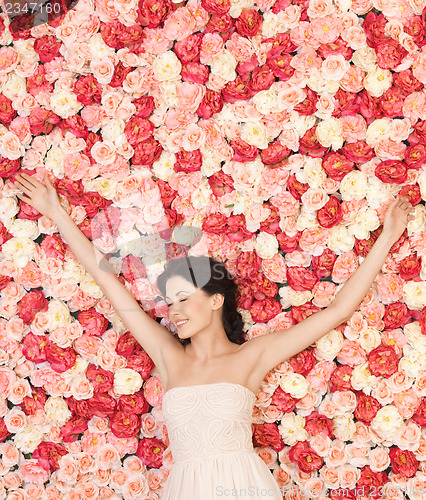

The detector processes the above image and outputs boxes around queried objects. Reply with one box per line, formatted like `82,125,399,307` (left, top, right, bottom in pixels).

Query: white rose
191,180,212,210
7,219,39,240
279,286,312,308
296,209,321,230
47,299,71,332
403,281,426,310
210,50,237,82
88,33,116,61
152,151,176,182
63,259,86,284
13,38,38,60
358,327,381,353
304,157,326,188
261,12,288,37
200,147,222,177
328,226,355,254
407,204,426,234
101,119,126,145
366,118,393,146
363,66,393,97
351,362,380,394
152,51,182,82
347,209,380,240
278,413,308,445
45,397,72,426
315,329,344,361
241,121,269,149
2,74,27,100
403,322,426,352
280,373,309,399
1,237,37,268
229,0,254,17
315,117,344,150
366,177,395,209
307,71,340,95
13,425,43,453
114,368,143,395
352,47,378,72
45,146,65,177
50,90,83,119
79,274,104,299
289,112,317,137
85,177,118,199
333,413,356,441
0,197,19,227
252,89,282,115
399,349,426,377
254,232,278,259
370,405,404,440
339,170,368,200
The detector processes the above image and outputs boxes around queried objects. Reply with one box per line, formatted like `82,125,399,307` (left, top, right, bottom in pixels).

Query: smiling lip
176,320,188,328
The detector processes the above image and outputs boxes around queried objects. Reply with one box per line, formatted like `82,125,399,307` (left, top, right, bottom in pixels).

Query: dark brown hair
156,256,246,346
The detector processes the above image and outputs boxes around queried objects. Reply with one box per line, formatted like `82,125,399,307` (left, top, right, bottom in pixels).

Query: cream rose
347,209,380,240
50,90,83,119
279,373,309,399
13,425,43,453
254,232,279,260
328,226,356,254
403,282,426,310
279,286,312,308
370,405,404,440
241,121,269,149
363,66,393,97
45,397,72,426
339,170,368,200
114,368,143,395
152,51,182,82
315,117,344,150
351,362,380,394
1,237,37,268
333,413,356,441
278,413,308,445
315,329,344,361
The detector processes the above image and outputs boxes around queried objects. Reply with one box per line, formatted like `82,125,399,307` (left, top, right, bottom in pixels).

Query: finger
18,172,38,188
16,192,31,202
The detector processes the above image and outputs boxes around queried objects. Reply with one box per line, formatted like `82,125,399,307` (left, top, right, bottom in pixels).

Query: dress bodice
162,382,257,464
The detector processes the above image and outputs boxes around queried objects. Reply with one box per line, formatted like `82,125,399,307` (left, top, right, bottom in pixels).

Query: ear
211,293,225,310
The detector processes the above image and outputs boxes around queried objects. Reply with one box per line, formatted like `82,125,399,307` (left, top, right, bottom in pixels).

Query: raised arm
12,172,183,374
242,196,415,378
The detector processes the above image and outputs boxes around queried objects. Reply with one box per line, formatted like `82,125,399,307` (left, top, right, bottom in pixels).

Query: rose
22,333,47,364
356,466,388,499
74,75,103,105
389,447,418,478
197,89,224,119
77,308,109,336
235,251,262,280
0,95,16,126
208,171,234,197
110,63,134,89
368,345,399,378
380,87,405,118
412,399,426,426
277,231,301,253
87,392,117,418
33,36,62,63
137,0,174,27
32,442,68,471
354,393,381,424
398,184,422,205
405,144,426,170
312,248,338,278
317,196,342,228
288,441,323,473
29,108,61,135
225,215,252,242
322,152,355,181
299,126,328,157
45,340,77,373
288,349,316,376
118,392,149,414
66,396,93,419
174,33,203,63
287,266,319,292
341,141,375,163
17,291,48,324
286,175,309,201
79,192,112,218
222,76,250,103
249,297,282,323
375,160,408,184
260,141,291,166
399,254,422,280
304,411,334,438
294,87,318,115
124,117,154,147
375,39,407,70
60,416,89,443
235,9,262,37
136,437,167,468
115,332,141,357
291,303,322,324
86,364,114,393
0,418,10,443
253,423,284,452
110,411,141,438
330,365,353,392
383,302,411,329
270,386,298,413
174,150,202,172
181,62,210,84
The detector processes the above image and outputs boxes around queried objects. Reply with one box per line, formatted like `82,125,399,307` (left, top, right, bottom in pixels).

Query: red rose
271,386,298,413
206,13,234,33
137,0,174,27
253,422,284,452
289,349,315,376
73,75,102,105
231,138,258,162
136,437,167,468
420,306,426,336
354,393,381,424
132,137,162,166
341,140,375,163
222,76,250,103
124,117,154,147
375,39,407,70
413,399,426,426
100,20,126,49
86,364,114,393
267,53,295,81
29,107,61,135
202,212,228,234
78,308,109,336
181,62,210,84
259,204,281,234
33,442,68,471
404,16,426,46
389,448,418,478
375,160,408,184
125,350,155,379
250,297,282,323
318,37,353,60
208,171,234,197
174,33,202,63
312,248,338,279
40,234,67,259
383,302,411,329
399,184,421,205
110,61,134,88
0,418,10,443
305,411,334,438
299,126,328,157
364,12,388,47
197,89,224,119
322,152,355,181
83,132,103,164
288,441,323,473
354,229,380,257
332,89,360,118
60,112,89,138
399,254,422,280
394,68,423,94
293,87,318,116
45,340,77,373
79,191,112,218
237,54,260,76
380,87,405,117
286,174,309,201
174,149,202,173
33,35,62,63
360,90,384,120
133,96,155,118
291,302,321,324
225,214,253,242
405,144,426,170
23,332,48,363
18,290,48,324
236,251,262,280
87,392,117,418
368,344,399,378
248,65,275,94
60,416,89,443
156,178,177,208
236,279,254,310
118,392,149,414
26,65,53,96
201,0,230,14
317,196,342,228
357,466,389,499
0,95,16,125
21,387,47,415
235,9,262,37
260,141,291,166
0,158,20,178
276,231,301,253
330,365,353,392
116,331,142,357
287,266,319,291
252,273,279,300
66,397,93,419
53,175,85,202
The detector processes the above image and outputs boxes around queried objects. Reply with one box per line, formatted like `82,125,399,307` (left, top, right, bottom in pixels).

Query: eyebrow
165,291,188,301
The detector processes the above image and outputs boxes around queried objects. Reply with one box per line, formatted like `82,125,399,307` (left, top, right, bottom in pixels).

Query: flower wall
1,0,426,498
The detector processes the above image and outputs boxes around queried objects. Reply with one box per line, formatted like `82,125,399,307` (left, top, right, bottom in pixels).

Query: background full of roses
1,0,426,498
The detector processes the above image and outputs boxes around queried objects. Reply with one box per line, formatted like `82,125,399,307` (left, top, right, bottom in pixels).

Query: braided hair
156,256,246,346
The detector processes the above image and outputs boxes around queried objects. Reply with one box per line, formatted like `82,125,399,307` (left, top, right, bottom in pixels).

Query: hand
382,196,415,242
13,172,62,218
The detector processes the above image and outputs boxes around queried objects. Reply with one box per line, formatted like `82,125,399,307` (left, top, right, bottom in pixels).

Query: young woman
12,171,414,499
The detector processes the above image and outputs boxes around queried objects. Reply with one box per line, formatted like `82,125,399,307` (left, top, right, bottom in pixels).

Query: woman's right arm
12,173,183,373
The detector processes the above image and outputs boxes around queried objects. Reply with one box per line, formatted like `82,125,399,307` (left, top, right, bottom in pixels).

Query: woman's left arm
242,196,415,375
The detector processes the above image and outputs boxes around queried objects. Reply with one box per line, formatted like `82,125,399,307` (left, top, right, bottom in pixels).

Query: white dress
160,382,283,499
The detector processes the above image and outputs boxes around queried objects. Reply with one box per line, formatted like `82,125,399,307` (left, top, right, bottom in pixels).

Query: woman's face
165,275,222,339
